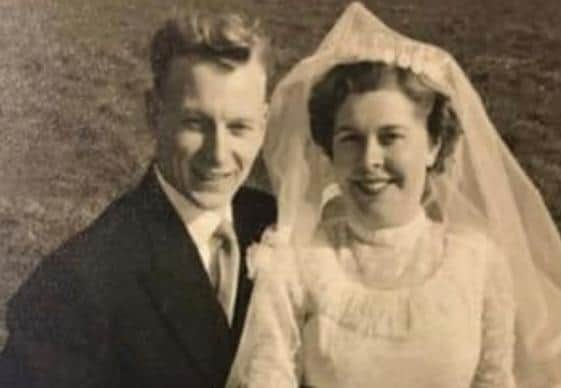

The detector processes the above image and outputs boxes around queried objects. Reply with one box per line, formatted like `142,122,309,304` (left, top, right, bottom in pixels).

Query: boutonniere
246,225,290,279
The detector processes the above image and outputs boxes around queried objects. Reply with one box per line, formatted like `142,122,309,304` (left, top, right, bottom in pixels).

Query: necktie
209,220,240,324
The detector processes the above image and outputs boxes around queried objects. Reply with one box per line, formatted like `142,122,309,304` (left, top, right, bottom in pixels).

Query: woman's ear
426,137,442,168
262,103,270,127
145,89,159,132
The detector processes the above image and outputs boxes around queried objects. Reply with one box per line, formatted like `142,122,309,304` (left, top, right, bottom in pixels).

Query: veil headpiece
263,2,561,385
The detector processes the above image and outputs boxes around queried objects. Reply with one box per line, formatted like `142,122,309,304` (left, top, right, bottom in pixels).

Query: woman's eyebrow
334,125,358,134
378,124,406,132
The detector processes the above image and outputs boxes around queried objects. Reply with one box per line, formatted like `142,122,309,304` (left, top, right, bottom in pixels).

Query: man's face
152,57,267,210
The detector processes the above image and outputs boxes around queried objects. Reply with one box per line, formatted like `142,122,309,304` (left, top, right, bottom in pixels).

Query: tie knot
211,220,236,250
216,219,235,236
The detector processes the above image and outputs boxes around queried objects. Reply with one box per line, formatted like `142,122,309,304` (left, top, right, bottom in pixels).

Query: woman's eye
379,132,403,145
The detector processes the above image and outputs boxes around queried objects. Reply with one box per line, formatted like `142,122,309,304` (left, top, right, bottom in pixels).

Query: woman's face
332,89,439,229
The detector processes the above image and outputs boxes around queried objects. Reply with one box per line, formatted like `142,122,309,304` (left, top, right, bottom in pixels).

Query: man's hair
308,61,462,174
150,9,272,94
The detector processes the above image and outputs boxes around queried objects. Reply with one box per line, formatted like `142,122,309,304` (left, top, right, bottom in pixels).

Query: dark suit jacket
0,169,276,388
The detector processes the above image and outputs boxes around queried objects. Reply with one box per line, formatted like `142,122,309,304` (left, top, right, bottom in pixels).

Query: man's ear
145,89,159,132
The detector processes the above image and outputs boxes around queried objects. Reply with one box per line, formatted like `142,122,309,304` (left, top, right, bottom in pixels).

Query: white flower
246,226,290,279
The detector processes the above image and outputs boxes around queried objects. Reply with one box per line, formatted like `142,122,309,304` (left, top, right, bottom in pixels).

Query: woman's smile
350,175,396,196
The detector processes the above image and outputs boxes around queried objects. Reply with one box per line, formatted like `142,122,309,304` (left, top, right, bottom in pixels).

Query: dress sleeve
471,241,516,388
227,240,307,388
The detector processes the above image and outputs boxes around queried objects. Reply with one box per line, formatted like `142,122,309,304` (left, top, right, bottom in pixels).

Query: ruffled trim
316,282,450,338
301,221,470,338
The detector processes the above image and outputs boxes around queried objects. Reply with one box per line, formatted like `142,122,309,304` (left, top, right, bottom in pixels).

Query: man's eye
181,117,204,128
337,134,361,144
229,122,253,134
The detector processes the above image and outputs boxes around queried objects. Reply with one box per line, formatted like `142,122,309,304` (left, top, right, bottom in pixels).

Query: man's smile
191,166,237,187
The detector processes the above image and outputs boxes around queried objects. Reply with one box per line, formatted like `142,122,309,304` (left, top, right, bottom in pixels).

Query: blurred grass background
1,0,560,346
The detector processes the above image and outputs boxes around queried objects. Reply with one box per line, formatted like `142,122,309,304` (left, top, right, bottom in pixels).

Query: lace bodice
228,215,515,388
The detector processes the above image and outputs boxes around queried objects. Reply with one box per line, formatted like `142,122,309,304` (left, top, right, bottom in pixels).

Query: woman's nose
361,136,384,168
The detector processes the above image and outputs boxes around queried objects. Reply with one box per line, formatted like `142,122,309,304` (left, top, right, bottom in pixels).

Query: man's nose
205,122,229,165
361,136,384,168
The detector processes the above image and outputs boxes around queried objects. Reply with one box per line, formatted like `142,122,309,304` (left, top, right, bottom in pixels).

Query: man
0,9,276,388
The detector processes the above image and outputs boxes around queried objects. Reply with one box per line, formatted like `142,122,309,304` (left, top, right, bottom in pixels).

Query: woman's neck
346,206,427,245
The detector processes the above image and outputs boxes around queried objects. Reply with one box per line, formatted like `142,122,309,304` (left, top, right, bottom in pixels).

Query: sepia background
1,0,560,346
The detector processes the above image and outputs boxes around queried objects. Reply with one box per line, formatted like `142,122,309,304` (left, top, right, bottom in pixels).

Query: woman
228,3,561,387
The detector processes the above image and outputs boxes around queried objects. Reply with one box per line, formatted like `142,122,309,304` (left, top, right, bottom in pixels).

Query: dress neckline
304,216,458,338
345,209,428,248
322,210,445,290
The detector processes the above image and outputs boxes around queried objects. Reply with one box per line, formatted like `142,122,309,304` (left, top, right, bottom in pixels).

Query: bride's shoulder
438,221,507,268
440,221,492,249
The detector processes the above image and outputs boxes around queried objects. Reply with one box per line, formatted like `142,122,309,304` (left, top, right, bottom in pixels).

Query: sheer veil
242,2,561,386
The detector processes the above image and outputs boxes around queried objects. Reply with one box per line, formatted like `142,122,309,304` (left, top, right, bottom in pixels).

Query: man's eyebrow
179,107,205,116
228,117,257,123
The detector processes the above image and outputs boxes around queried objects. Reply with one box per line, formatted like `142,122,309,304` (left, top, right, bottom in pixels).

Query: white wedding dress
229,212,515,388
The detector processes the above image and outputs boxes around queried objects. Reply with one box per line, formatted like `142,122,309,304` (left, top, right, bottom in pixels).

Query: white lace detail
299,220,475,338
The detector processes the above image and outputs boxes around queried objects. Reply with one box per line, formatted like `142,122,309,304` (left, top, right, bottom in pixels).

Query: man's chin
188,190,235,211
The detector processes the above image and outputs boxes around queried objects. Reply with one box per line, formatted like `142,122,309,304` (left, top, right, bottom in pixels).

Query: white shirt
154,167,238,322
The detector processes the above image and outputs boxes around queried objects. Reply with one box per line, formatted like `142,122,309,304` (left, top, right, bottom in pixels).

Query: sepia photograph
1,0,560,387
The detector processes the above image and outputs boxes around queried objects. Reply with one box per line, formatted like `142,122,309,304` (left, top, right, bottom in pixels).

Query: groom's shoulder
28,174,158,278
5,176,157,316
63,178,153,251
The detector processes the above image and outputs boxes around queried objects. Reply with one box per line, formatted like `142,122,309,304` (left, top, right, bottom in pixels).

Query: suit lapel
137,171,232,383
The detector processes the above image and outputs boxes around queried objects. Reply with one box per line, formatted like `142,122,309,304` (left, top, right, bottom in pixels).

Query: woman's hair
308,61,462,174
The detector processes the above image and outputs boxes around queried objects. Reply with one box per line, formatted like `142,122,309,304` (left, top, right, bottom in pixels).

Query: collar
346,208,428,248
154,166,233,254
